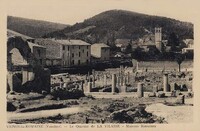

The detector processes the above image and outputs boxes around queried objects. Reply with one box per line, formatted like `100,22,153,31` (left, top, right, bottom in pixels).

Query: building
91,43,110,61
35,39,62,67
36,39,91,67
115,39,133,52
155,27,162,51
137,27,169,52
182,39,194,53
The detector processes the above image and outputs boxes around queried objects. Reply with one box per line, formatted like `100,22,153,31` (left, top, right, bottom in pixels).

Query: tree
168,32,180,51
124,43,132,54
175,53,185,72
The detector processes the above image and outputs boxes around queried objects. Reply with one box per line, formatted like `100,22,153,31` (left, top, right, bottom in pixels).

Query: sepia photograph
3,0,199,129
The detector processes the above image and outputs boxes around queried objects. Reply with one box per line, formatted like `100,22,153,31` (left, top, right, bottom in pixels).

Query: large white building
35,39,91,67
91,43,110,61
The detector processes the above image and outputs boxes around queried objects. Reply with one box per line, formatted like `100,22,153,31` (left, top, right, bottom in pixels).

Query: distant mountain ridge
7,16,69,38
44,10,193,46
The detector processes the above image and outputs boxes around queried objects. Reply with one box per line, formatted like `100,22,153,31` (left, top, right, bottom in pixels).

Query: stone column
116,76,119,86
87,82,92,93
170,82,175,91
112,74,116,94
153,85,158,93
63,83,67,88
92,69,95,88
136,61,139,72
120,76,124,86
176,95,185,104
127,72,130,84
7,72,14,92
137,82,144,98
163,73,169,92
104,74,107,86
123,76,126,86
80,81,84,90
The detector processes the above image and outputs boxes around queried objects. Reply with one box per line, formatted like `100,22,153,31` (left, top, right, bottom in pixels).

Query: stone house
91,43,110,61
35,39,91,67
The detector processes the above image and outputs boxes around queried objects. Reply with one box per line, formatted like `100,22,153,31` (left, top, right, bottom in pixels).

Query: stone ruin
82,65,193,102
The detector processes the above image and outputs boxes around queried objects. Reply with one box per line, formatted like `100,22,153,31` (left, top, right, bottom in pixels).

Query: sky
6,0,199,25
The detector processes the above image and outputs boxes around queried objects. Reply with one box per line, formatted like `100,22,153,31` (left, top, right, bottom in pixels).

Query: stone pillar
137,82,143,98
104,74,107,86
153,85,158,93
163,73,169,92
7,72,14,92
80,81,84,90
120,65,123,75
127,72,130,84
116,76,119,86
136,61,139,72
112,74,116,94
170,82,175,91
63,83,67,88
120,76,123,86
123,76,126,86
84,77,88,88
176,95,185,104
92,69,95,88
87,82,92,93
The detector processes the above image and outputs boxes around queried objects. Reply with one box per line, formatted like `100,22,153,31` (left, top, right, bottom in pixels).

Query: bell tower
155,27,162,51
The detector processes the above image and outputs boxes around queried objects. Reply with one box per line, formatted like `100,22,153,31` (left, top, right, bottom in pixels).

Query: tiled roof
92,43,110,48
28,42,46,48
54,39,91,46
115,39,131,46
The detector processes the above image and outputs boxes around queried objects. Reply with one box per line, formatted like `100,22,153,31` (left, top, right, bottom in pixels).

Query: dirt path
146,102,193,123
7,107,88,121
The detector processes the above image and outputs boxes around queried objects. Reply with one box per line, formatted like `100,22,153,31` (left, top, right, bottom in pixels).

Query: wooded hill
44,10,193,46
7,16,69,38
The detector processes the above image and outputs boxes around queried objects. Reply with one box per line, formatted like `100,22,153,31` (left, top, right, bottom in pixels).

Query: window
87,46,88,49
87,51,88,57
82,49,84,53
79,52,81,57
72,60,74,65
78,60,80,65
37,50,41,57
86,59,89,64
79,46,80,49
68,46,69,50
72,53,74,57
63,45,65,50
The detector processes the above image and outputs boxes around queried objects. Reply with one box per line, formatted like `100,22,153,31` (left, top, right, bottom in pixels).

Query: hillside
7,16,69,38
44,10,193,46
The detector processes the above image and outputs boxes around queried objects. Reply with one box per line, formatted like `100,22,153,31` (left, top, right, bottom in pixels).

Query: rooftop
54,39,91,46
7,29,34,40
92,43,110,48
28,42,46,48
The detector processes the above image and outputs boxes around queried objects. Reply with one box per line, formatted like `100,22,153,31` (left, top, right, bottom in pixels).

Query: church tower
155,27,162,51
